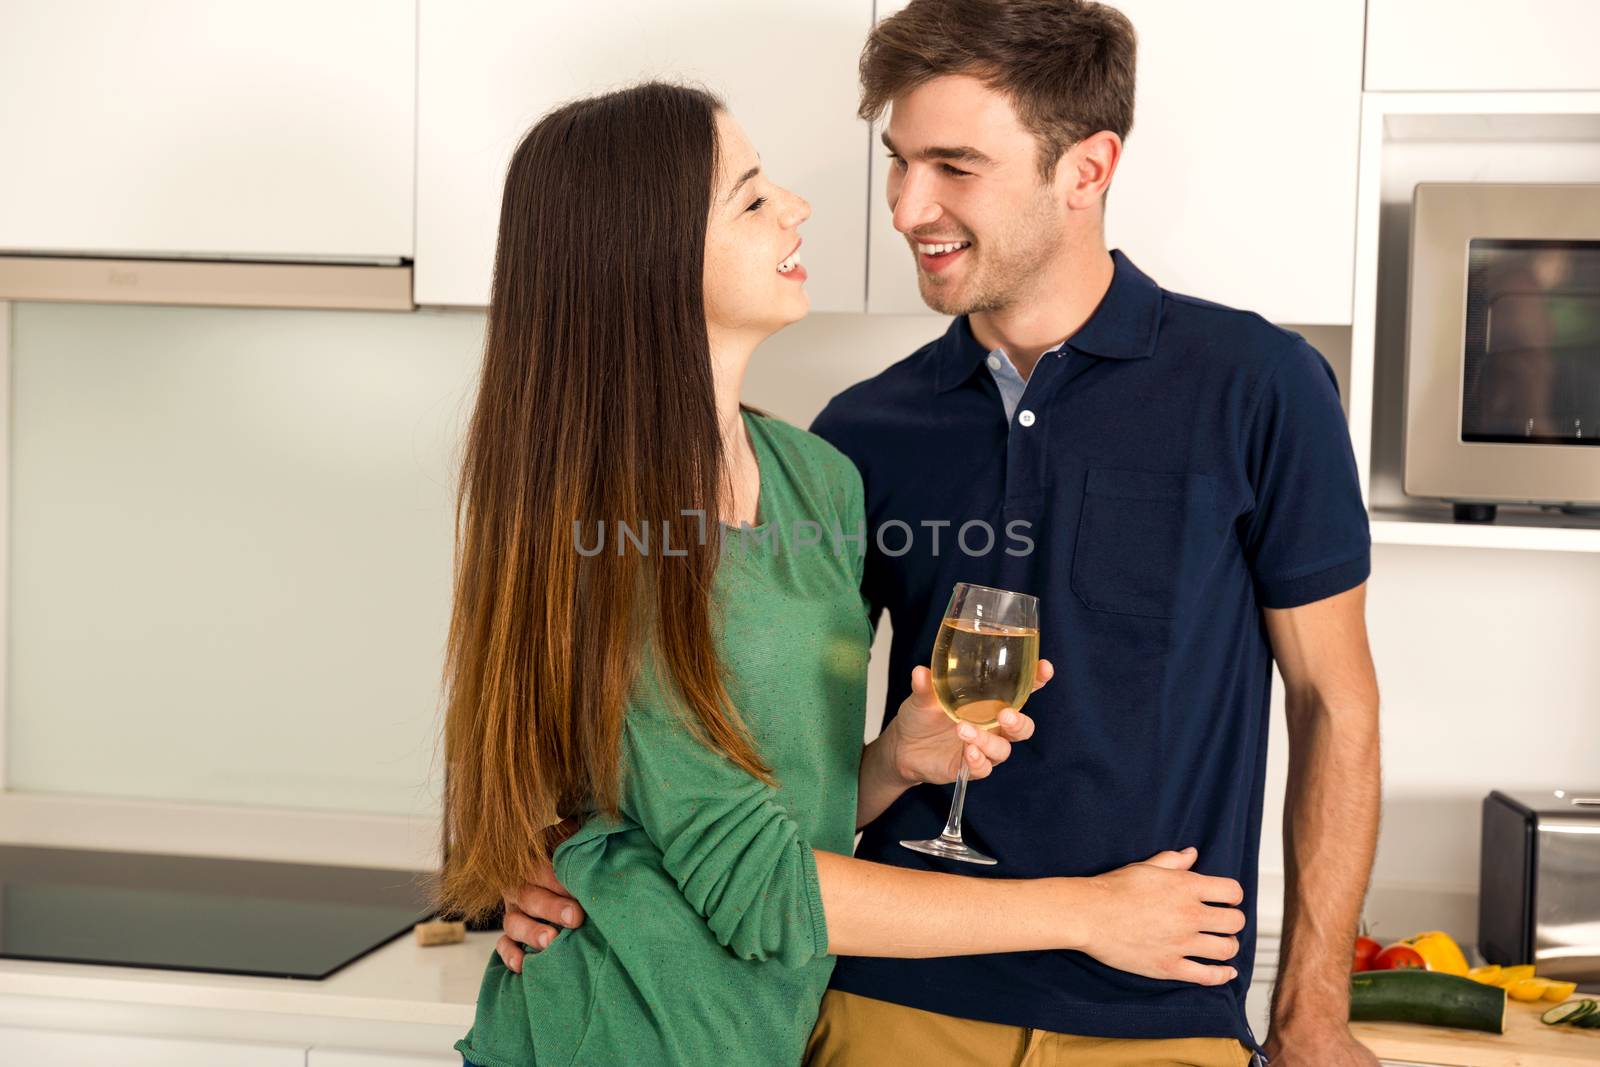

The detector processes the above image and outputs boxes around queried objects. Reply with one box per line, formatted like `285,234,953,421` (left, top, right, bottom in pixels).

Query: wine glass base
900,836,997,866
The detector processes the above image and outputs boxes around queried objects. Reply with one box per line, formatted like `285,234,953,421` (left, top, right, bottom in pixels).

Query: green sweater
457,411,872,1067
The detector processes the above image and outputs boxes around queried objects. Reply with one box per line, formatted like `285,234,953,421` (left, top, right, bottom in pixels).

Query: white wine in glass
901,582,1040,866
929,618,1040,730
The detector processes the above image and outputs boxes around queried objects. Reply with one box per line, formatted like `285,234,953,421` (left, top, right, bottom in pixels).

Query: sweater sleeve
617,690,831,968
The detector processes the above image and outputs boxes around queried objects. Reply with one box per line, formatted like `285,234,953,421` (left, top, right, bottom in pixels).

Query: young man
801,3,1379,1065
497,3,1379,1065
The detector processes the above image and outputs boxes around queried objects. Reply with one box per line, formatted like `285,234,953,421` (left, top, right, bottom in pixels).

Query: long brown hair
433,83,773,924
859,0,1137,180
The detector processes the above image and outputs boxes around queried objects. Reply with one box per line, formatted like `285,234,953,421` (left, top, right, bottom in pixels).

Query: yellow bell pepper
1507,977,1552,1002
1400,931,1470,977
1494,964,1536,987
1466,964,1501,984
1542,980,1578,1002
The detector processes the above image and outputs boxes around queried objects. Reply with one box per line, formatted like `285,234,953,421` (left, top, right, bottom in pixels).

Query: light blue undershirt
983,340,1068,422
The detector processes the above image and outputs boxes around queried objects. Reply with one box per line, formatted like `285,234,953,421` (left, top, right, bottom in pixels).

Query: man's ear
1060,130,1122,212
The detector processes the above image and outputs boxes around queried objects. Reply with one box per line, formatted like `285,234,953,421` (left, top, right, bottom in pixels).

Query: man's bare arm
1262,582,1382,1066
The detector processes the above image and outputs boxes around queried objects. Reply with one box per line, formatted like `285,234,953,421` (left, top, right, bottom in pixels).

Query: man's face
882,75,1069,316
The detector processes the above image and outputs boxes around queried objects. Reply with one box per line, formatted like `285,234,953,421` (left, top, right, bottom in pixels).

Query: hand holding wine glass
887,660,1051,786
902,582,1041,866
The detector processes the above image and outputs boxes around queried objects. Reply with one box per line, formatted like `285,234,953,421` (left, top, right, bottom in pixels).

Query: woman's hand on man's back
1075,847,1246,986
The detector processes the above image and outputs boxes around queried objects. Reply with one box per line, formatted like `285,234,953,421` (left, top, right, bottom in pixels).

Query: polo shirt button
986,355,1002,370
1018,409,1036,427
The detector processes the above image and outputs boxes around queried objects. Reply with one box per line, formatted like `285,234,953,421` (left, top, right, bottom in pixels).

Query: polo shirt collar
933,248,1163,394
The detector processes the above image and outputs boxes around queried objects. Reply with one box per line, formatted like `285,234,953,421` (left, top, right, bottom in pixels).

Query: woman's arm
815,846,1244,984
496,840,1245,985
497,665,1238,984
615,684,1240,980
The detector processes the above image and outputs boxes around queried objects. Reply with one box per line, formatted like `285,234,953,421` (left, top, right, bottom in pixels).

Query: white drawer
310,1049,461,1067
0,1024,305,1066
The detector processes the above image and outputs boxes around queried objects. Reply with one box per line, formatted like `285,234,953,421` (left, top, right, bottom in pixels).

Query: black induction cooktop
0,844,436,979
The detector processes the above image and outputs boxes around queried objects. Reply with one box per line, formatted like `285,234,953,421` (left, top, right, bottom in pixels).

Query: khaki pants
804,990,1255,1067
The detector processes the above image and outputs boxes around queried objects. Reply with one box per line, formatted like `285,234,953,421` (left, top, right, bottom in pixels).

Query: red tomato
1373,944,1426,971
1352,936,1382,973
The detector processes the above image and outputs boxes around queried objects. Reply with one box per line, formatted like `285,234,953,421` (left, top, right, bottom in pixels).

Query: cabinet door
1366,1,1600,91
0,1025,304,1067
310,1049,461,1067
0,1,415,262
1108,1,1361,325
415,0,872,310
866,1,1363,325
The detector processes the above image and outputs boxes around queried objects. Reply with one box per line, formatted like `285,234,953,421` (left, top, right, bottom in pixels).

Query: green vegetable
1576,1007,1600,1030
1349,970,1506,1034
1540,999,1595,1026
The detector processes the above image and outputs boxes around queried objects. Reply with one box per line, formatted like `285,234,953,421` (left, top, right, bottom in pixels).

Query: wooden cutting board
1352,998,1600,1066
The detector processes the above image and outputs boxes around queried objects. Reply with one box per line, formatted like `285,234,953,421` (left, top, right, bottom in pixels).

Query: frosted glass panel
8,303,486,816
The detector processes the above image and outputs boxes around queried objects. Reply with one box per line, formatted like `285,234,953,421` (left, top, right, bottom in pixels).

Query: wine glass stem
940,762,972,841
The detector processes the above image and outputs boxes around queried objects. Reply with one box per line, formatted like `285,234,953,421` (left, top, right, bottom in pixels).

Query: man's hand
496,818,585,974
1263,1023,1379,1066
885,660,1050,785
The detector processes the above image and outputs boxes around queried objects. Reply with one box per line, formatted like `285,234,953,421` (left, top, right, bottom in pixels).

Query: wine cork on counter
413,918,467,946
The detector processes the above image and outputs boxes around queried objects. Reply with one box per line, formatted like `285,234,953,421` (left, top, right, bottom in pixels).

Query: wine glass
901,582,1040,867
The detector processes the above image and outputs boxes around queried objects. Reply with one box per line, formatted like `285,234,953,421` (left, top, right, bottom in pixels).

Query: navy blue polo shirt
809,250,1370,1045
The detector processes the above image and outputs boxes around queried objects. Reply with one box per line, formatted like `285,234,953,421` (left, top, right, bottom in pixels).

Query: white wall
6,303,484,815
1353,544,1599,877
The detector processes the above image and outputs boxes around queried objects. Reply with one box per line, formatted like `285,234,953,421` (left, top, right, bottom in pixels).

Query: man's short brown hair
859,0,1137,181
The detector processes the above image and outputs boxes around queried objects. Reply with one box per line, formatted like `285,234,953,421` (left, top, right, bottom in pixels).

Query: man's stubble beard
915,195,1065,318
918,259,1008,317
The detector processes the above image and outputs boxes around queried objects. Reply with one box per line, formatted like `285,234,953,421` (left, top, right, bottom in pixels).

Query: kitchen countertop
19,925,1593,1066
1354,1000,1600,1067
0,927,490,1028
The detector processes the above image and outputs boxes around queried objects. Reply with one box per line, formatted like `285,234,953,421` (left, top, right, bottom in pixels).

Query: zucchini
1576,1008,1600,1030
1541,999,1595,1026
1350,970,1507,1034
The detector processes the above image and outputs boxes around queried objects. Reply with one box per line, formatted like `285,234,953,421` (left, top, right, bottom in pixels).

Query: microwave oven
1402,182,1600,522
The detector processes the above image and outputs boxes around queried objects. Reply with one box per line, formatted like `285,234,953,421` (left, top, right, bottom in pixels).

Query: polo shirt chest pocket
1070,467,1218,619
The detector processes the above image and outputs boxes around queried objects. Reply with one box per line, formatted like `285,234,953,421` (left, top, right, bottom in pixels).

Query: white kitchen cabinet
867,1,1364,325
415,0,872,310
0,1,415,262
310,1049,461,1067
1366,1,1600,91
0,1025,304,1066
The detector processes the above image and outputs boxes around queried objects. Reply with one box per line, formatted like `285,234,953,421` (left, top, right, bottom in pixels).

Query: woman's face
703,111,812,345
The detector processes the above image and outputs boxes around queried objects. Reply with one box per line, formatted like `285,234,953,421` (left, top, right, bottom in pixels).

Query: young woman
436,82,1245,1067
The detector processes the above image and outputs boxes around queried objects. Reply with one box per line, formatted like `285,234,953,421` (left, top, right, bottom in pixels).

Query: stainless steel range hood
0,254,413,311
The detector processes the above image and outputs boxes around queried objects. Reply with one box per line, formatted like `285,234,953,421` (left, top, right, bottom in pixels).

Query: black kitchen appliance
0,844,435,979
1479,789,1600,984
